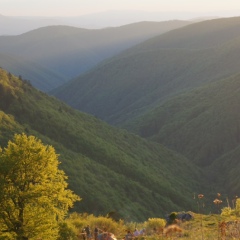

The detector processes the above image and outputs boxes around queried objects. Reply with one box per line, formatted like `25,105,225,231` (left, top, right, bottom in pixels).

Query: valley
0,16,240,223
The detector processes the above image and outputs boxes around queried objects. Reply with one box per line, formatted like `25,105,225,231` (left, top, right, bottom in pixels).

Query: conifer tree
0,133,80,240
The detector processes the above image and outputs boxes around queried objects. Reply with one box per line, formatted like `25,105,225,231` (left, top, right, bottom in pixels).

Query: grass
59,211,240,240
139,213,240,239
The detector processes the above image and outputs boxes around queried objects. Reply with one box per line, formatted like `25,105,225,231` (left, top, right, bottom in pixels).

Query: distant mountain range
0,14,62,35
0,10,226,35
52,16,240,126
0,20,191,91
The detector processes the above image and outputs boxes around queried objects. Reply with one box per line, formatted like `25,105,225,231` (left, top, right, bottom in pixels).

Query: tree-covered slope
52,17,240,126
0,68,203,221
0,20,191,91
131,73,240,197
209,144,240,197
133,73,240,172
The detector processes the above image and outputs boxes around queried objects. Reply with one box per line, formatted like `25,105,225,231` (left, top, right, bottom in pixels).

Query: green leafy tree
0,133,80,240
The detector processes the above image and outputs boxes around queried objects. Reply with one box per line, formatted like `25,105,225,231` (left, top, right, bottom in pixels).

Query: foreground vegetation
42,200,240,240
2,209,240,239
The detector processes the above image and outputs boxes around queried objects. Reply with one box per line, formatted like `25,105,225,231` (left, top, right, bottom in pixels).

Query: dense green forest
130,73,240,195
0,68,204,221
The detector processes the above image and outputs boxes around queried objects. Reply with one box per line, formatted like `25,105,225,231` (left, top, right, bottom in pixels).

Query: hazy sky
1,0,240,17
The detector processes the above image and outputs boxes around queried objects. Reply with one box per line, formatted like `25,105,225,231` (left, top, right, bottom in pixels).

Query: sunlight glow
1,0,240,17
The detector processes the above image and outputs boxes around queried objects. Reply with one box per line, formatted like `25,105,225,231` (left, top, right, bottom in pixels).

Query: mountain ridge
51,16,240,127
0,11,221,35
0,20,192,91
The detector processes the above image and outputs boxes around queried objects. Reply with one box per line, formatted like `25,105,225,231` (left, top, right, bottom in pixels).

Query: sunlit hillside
0,68,203,221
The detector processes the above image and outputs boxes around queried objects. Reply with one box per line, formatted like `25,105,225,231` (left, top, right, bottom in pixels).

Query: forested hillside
0,20,191,91
132,73,240,197
133,73,240,165
50,16,240,201
0,68,204,221
52,17,240,126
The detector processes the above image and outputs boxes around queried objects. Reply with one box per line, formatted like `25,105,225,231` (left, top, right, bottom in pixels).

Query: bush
144,218,166,234
58,222,78,240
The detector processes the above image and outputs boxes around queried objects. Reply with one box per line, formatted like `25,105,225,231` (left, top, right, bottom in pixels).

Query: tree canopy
0,133,80,240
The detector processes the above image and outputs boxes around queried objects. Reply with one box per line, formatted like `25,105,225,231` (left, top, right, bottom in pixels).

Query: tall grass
57,198,240,240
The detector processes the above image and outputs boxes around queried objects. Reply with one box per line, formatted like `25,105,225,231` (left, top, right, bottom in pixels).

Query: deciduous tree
0,133,80,240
